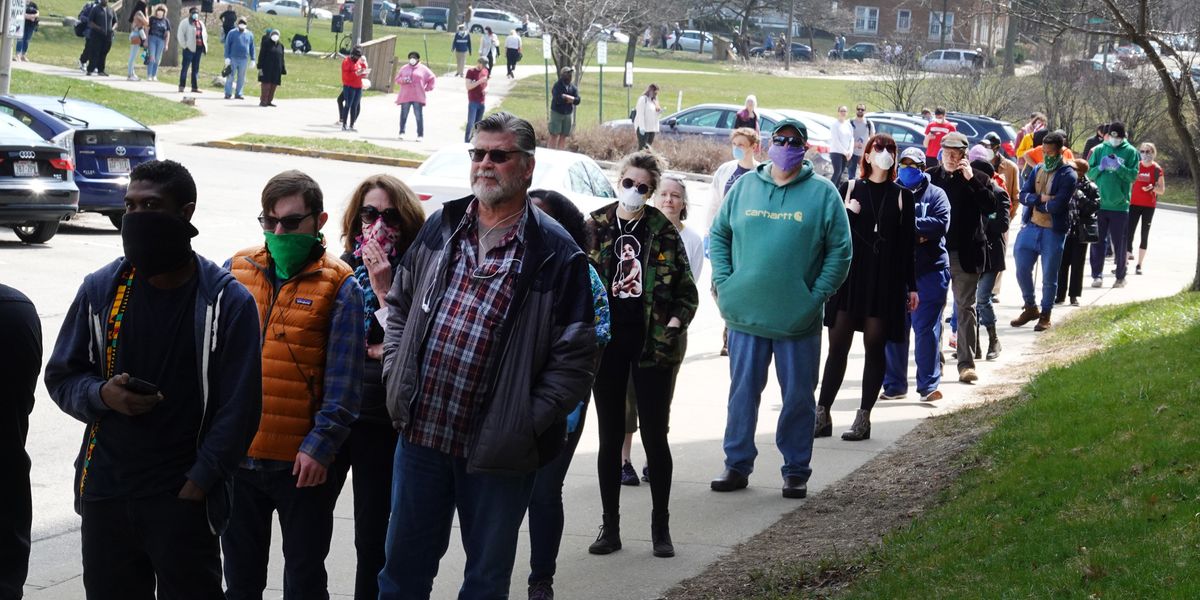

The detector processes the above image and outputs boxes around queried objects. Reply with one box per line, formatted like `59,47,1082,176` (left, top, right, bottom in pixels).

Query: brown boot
1010,305,1040,327
1034,311,1052,332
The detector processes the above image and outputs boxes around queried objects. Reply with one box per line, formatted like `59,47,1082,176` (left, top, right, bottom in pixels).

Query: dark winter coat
257,35,286,85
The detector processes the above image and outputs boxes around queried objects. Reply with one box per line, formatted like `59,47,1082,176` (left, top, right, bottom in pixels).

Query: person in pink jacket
394,51,437,141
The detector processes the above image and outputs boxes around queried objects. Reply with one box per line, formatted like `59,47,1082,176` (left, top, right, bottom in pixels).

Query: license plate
14,161,37,177
108,158,131,173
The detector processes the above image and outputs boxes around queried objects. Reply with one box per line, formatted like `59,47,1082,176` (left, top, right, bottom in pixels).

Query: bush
531,120,730,174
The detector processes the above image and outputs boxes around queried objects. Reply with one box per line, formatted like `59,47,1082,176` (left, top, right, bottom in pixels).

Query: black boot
985,325,1001,360
651,510,674,558
814,405,832,438
841,409,871,441
588,513,621,555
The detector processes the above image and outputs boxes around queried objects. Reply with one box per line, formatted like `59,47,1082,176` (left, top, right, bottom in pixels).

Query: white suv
918,49,984,72
468,8,539,36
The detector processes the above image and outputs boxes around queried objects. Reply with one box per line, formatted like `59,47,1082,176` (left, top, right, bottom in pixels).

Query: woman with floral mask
331,174,425,600
816,133,916,442
585,151,698,559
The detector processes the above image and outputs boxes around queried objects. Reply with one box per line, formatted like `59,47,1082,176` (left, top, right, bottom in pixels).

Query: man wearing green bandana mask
1011,130,1077,332
223,170,364,598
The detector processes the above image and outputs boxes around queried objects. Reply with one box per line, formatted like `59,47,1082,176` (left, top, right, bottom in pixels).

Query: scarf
352,220,401,336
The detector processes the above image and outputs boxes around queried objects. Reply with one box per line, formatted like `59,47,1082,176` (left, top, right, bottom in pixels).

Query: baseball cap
941,132,969,149
981,132,1002,147
899,147,925,165
771,118,808,142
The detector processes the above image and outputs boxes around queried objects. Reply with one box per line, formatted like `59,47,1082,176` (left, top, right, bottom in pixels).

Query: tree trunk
448,0,459,31
1003,6,1017,75
162,0,181,67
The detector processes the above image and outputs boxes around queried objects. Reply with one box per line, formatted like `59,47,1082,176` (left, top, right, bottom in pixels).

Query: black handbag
1077,221,1100,244
221,64,232,77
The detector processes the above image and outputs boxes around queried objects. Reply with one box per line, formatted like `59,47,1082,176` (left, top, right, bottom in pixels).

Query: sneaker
341,126,348,131
127,75,139,81
97,71,109,77
641,465,650,483
224,95,232,99
1136,265,1143,275
235,95,245,100
528,580,554,600
1091,278,1103,288
347,127,357,132
878,391,907,401
620,461,639,486
1113,279,1126,288
192,88,203,93
417,136,424,142
920,390,943,402
179,86,185,93
1070,297,1080,306
958,367,978,383
79,61,86,72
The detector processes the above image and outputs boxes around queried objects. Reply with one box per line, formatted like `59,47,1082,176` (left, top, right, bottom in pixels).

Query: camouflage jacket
587,203,699,367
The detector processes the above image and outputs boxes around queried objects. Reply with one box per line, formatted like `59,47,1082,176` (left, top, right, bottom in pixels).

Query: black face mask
121,211,198,276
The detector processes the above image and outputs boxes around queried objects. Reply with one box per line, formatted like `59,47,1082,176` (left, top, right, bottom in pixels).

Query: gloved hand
224,58,231,66
1100,155,1120,171
249,60,255,69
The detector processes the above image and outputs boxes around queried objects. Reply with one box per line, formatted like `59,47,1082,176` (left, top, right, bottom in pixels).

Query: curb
1160,202,1196,214
595,159,714,183
198,140,426,169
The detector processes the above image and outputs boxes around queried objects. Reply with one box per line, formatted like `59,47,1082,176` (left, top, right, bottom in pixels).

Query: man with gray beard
377,111,596,599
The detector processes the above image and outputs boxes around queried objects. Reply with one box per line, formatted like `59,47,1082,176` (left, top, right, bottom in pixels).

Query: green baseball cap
771,118,808,142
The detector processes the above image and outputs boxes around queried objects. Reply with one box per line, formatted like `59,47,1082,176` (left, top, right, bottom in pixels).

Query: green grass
229,133,425,160
753,291,1200,598
1159,179,1196,207
10,67,199,124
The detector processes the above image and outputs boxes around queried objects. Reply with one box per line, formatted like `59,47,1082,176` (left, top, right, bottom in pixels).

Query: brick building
838,0,1009,55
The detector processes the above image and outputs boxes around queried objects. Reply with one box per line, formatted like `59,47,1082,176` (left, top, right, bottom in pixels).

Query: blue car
0,95,157,228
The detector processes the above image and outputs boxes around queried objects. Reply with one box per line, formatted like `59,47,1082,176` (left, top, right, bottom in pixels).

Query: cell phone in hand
125,376,160,395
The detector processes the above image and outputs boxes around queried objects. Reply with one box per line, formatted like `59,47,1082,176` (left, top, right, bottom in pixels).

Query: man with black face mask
45,160,264,600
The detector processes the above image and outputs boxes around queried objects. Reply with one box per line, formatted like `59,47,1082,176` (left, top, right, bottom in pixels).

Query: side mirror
667,118,678,128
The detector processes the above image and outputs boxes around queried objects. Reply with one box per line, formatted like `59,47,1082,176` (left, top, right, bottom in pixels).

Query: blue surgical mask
767,143,806,172
897,166,924,189
732,146,746,161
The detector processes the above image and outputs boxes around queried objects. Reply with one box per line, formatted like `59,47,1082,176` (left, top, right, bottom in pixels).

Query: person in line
451,23,472,76
222,171,364,600
548,66,581,150
504,28,522,79
968,155,1011,357
830,106,854,185
586,151,697,558
524,188,610,600
1010,131,1077,332
1127,142,1165,275
708,127,760,356
223,17,255,100
82,0,116,77
849,104,874,179
733,95,759,134
463,56,489,143
480,26,497,74
657,174,705,280
633,83,662,150
1087,121,1140,288
881,147,951,403
708,118,852,498
815,134,915,441
257,28,286,107
979,132,1020,299
377,111,595,599
1014,112,1047,172
395,51,436,141
923,106,957,169
176,6,207,93
331,174,425,600
1082,123,1109,160
145,4,169,81
14,0,38,61
340,45,369,131
126,10,148,81
0,284,40,598
45,160,263,600
926,132,1001,384
1057,158,1102,306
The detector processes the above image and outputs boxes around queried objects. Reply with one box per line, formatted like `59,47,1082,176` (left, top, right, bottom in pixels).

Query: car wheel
470,24,482,33
13,221,60,244
435,24,445,31
108,213,124,230
400,20,409,27
266,10,276,14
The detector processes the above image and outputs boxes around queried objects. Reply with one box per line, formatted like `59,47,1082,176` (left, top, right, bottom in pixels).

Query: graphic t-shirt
924,119,957,159
608,216,647,326
1130,162,1162,207
724,165,750,196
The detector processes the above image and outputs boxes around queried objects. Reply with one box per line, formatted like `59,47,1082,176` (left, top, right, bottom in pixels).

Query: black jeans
222,467,340,600
593,325,675,516
80,494,223,600
527,404,588,585
0,382,33,598
505,47,520,76
84,34,112,73
1057,238,1088,301
330,420,400,600
637,130,656,150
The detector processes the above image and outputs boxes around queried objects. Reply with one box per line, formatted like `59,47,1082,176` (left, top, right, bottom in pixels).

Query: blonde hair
1139,142,1157,156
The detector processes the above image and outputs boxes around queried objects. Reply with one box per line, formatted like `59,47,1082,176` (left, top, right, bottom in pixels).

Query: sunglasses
771,135,806,148
360,205,403,226
467,148,531,163
258,212,313,231
621,178,650,195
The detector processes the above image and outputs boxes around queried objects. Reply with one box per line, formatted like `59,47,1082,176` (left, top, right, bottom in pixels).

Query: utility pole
784,0,795,70
0,0,17,95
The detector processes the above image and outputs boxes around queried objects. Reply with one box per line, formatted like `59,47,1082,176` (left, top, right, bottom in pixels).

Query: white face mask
408,58,418,66
271,34,280,42
871,150,894,171
618,186,646,211
1107,136,1122,148
237,24,245,31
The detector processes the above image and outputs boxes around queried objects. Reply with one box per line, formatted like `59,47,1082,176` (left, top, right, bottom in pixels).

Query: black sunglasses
258,212,314,231
467,148,531,163
360,205,403,226
621,178,650,195
771,135,806,148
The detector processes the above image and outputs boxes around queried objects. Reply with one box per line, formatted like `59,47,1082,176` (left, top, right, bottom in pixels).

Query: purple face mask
767,143,807,172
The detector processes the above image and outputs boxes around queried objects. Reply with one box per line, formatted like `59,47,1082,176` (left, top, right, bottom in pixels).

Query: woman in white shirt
504,30,522,78
479,26,497,74
633,83,662,150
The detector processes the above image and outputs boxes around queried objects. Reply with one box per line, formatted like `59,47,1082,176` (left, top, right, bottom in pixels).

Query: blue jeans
976,270,999,328
127,44,140,77
527,406,587,585
1090,209,1129,281
146,35,165,78
465,101,485,142
224,57,248,97
15,24,34,55
179,47,202,90
1014,224,1068,313
399,101,424,137
883,267,950,396
378,441,535,600
340,85,363,127
722,330,821,481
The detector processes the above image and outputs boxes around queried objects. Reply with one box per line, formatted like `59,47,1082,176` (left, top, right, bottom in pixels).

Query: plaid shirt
406,203,526,457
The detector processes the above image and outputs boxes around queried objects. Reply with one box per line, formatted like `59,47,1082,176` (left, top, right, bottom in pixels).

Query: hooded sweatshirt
1087,139,1140,211
709,160,852,340
906,173,951,274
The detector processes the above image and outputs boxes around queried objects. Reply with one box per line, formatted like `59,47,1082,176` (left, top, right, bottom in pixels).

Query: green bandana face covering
1044,154,1063,172
264,232,322,280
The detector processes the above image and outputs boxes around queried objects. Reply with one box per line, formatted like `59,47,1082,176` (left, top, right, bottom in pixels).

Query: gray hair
472,111,537,154
660,173,689,220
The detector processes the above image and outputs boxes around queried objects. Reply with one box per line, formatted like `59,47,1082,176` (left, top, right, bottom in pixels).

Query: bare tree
935,72,1032,120
860,55,928,111
520,0,665,85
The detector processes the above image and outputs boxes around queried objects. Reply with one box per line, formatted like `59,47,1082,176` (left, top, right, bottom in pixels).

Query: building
839,0,1009,55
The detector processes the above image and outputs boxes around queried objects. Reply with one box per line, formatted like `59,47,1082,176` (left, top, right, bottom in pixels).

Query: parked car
387,9,422,27
868,110,1018,158
406,144,615,215
829,42,878,61
0,111,78,244
587,24,629,44
468,8,539,36
0,95,157,229
257,0,331,18
749,42,812,61
666,30,720,53
415,6,448,30
918,49,983,72
865,117,927,157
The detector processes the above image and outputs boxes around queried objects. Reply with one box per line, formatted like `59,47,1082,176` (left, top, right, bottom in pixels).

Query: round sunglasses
621,178,650,195
359,205,403,227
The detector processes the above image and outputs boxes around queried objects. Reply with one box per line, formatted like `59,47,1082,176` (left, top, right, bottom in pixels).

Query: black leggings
1127,205,1155,252
818,310,888,412
593,325,675,516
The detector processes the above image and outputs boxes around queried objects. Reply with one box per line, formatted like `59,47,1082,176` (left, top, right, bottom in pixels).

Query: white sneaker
1091,278,1103,288
1112,279,1126,288
127,75,139,81
416,136,424,142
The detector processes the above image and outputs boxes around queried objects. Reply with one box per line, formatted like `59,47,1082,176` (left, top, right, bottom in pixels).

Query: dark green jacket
587,204,699,368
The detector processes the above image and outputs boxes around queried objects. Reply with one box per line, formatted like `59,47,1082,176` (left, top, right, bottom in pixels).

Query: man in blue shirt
223,17,255,99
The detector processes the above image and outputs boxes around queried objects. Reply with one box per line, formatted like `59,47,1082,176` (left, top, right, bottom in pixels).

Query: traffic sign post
543,34,552,121
596,41,607,124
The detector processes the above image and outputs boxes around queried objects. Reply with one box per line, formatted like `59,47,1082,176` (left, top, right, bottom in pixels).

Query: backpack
74,2,94,37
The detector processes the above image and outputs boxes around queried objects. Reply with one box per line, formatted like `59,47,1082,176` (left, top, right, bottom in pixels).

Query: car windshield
0,112,49,143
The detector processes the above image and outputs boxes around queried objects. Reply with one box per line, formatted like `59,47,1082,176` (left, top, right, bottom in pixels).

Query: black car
829,42,878,61
749,42,812,61
0,112,79,244
415,6,448,30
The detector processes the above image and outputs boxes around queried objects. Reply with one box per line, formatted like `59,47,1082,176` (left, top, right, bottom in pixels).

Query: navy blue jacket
909,174,951,275
451,31,472,53
1020,165,1077,234
44,254,263,533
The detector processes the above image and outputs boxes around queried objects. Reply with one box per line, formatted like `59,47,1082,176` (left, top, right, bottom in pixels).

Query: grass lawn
1159,179,1196,207
10,67,199,124
748,291,1200,598
228,133,424,160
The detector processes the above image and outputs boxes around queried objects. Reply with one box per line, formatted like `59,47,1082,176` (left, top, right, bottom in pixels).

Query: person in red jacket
1127,142,1166,275
339,45,370,131
923,106,957,168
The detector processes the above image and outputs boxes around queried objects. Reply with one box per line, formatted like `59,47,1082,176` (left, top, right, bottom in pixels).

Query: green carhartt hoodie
1087,139,1140,211
709,160,852,340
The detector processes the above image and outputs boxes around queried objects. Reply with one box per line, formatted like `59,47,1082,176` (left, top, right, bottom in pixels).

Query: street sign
542,34,552,60
597,41,607,66
1087,17,1106,24
623,61,633,87
9,0,26,37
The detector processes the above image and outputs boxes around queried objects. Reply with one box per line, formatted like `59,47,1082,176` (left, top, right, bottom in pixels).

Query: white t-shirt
677,223,705,281
505,33,522,49
830,119,854,156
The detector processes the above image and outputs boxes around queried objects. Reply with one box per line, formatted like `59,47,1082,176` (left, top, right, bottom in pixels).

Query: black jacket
257,36,286,84
927,165,1001,273
981,180,1011,274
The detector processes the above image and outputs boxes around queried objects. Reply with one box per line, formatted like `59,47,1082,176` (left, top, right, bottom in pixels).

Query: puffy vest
230,246,355,461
